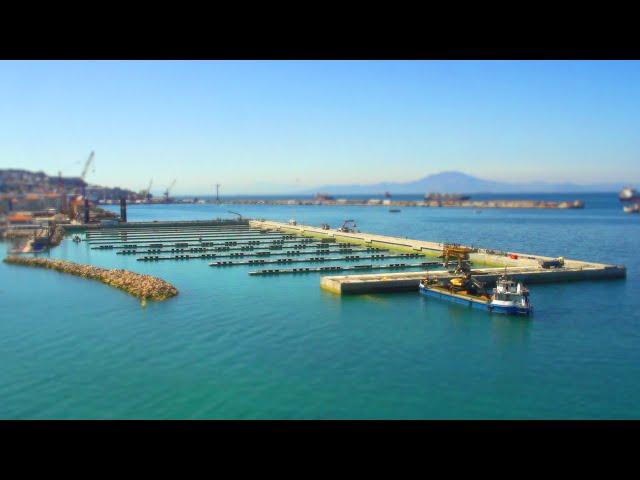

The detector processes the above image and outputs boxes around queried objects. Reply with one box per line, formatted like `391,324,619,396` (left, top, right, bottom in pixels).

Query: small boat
623,203,640,214
419,274,532,316
389,208,401,213
619,187,640,202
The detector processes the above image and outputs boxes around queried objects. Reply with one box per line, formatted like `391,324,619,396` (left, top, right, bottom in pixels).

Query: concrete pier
320,265,626,295
248,220,627,295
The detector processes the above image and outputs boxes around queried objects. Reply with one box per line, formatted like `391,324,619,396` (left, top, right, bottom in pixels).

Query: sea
1,192,639,419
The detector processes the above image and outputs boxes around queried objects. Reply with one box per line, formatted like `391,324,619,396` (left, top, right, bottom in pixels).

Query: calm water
1,193,639,419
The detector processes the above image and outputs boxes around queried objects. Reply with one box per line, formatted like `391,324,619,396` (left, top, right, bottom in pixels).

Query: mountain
305,171,626,195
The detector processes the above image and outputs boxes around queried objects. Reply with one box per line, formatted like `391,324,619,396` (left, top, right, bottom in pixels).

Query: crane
77,150,95,207
143,178,153,202
164,179,176,203
80,151,95,182
80,151,95,198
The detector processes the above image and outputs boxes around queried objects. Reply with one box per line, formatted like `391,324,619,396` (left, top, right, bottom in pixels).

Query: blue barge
419,275,532,316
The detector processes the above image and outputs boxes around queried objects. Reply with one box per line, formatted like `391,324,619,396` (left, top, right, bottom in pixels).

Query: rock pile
3,256,178,301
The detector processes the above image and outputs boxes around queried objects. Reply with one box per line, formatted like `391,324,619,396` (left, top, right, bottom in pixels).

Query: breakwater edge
3,256,178,301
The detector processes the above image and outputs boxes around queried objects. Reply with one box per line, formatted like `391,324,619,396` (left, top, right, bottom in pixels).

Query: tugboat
489,275,533,315
419,272,532,316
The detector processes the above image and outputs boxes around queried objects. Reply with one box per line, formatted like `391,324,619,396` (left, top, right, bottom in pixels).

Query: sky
0,60,638,195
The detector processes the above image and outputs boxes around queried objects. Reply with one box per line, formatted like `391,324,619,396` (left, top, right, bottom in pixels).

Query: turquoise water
1,194,639,419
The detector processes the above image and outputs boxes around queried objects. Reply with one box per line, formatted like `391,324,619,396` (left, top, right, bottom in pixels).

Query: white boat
623,203,640,213
619,187,640,202
490,276,532,315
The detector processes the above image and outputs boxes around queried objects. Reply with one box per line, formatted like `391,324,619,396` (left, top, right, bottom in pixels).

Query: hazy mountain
305,171,625,195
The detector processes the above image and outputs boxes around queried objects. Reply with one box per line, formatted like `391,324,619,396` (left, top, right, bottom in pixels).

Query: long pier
248,220,627,295
66,218,626,294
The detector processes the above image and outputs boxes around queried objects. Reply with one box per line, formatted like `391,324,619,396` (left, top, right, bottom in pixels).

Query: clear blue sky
1,60,638,194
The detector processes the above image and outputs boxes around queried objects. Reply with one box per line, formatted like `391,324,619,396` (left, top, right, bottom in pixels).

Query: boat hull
419,285,531,316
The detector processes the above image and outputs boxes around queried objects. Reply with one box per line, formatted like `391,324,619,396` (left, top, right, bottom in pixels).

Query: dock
53,218,626,296
248,220,627,295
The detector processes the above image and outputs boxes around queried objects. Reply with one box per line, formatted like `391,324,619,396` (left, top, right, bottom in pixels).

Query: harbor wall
321,265,627,295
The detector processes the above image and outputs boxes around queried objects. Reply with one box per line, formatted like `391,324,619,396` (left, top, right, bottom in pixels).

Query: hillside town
0,162,135,252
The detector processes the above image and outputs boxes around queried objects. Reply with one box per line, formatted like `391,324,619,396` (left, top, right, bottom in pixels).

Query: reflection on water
490,315,531,349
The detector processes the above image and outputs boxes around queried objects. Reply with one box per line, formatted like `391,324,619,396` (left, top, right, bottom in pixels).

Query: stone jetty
224,198,585,209
3,256,178,301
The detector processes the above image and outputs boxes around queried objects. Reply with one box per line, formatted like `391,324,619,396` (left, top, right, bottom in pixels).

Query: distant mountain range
304,171,627,195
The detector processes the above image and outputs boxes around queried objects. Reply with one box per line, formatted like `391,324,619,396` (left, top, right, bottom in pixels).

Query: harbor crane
164,179,176,203
440,243,475,274
227,210,243,220
142,178,153,201
80,151,95,198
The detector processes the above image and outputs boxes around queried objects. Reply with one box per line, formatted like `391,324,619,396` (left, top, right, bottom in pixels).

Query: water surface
1,193,638,418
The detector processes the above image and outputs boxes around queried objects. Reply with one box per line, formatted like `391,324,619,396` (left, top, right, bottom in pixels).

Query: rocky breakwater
3,256,178,301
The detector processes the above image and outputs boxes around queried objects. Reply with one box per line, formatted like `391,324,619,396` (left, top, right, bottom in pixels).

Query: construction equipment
440,243,475,273
338,220,357,233
164,179,176,203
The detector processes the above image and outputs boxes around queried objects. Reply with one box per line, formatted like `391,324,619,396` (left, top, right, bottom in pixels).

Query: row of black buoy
248,262,436,276
118,243,368,256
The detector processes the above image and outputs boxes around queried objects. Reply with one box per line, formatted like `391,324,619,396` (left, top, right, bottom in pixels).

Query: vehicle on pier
338,220,358,233
539,257,564,269
419,273,532,316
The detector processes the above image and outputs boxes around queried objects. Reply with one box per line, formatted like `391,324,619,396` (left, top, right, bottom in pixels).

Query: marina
3,60,640,422
2,193,639,420
54,217,627,295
